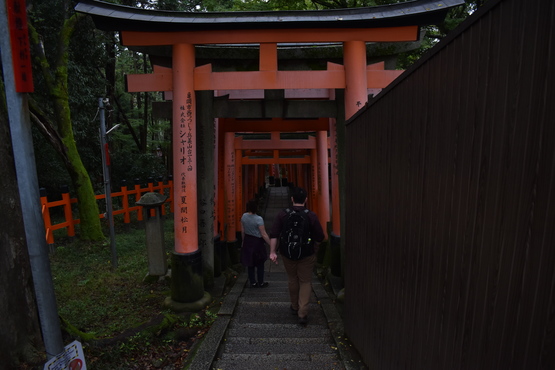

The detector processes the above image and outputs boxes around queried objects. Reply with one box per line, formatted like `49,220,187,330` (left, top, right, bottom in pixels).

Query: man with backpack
269,187,325,326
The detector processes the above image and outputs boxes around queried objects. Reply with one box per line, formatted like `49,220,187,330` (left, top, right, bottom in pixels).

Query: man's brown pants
282,253,316,318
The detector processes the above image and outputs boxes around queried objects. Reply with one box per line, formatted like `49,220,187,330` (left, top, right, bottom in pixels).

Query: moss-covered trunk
55,16,104,241
55,93,104,241
30,12,104,241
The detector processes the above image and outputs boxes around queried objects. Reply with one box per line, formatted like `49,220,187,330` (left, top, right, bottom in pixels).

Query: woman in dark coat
240,199,271,287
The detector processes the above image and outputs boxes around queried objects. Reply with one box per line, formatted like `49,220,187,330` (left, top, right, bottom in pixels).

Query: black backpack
279,208,313,260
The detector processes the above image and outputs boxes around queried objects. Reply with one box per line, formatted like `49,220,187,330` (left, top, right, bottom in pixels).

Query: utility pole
99,98,118,270
0,0,63,359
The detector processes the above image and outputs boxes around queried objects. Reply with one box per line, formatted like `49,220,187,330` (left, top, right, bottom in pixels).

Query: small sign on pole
43,340,87,370
7,0,34,92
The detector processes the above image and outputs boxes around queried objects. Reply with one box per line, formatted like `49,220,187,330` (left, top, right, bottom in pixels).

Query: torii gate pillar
224,132,239,264
166,43,210,310
330,41,368,277
317,130,330,239
344,41,368,119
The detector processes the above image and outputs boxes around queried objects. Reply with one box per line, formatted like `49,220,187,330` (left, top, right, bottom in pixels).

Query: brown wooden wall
344,0,555,369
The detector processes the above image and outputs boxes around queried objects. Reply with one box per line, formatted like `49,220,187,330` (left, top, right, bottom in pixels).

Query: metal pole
99,98,118,270
0,0,63,359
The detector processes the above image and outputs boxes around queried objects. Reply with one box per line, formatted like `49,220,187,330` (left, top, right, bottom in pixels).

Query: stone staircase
210,186,345,369
211,271,345,370
188,186,350,369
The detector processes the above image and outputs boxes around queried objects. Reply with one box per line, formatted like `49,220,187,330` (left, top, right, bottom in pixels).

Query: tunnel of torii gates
77,0,461,308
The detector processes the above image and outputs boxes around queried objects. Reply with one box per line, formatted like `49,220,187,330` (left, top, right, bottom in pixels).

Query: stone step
238,295,292,303
249,271,289,279
213,353,344,370
226,323,332,339
230,312,328,326
243,276,320,285
232,300,324,311
231,303,327,325
220,344,337,358
241,286,294,294
242,282,290,290
222,336,336,351
240,292,317,300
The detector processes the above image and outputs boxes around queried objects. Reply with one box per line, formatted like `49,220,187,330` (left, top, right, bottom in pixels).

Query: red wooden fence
40,179,173,245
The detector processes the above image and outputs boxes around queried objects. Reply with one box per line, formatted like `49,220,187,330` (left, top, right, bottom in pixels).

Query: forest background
0,0,483,368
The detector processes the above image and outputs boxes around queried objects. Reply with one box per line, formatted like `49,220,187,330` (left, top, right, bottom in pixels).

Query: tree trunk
0,86,44,368
53,72,105,241
29,14,104,241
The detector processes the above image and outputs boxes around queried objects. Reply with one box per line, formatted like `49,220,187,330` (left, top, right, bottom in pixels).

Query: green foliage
28,0,172,201
48,219,229,368
29,0,107,195
33,128,73,191
110,150,168,187
156,0,203,11
396,32,437,70
226,0,314,11
396,1,484,69
181,310,218,331
49,221,174,336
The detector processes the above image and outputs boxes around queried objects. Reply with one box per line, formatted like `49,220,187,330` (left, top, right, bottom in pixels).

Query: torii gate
76,0,462,309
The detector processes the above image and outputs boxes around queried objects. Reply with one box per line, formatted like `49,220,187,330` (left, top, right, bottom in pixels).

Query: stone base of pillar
163,291,212,313
330,233,342,277
169,250,207,304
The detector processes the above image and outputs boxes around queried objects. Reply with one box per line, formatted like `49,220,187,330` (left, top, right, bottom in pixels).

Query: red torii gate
76,0,461,308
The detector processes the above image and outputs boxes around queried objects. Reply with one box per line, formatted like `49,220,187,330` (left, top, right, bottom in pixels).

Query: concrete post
137,192,168,277
197,90,215,289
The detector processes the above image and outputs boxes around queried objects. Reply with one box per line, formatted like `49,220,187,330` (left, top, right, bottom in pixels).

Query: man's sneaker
298,316,308,326
290,305,298,315
258,282,269,288
250,282,258,288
